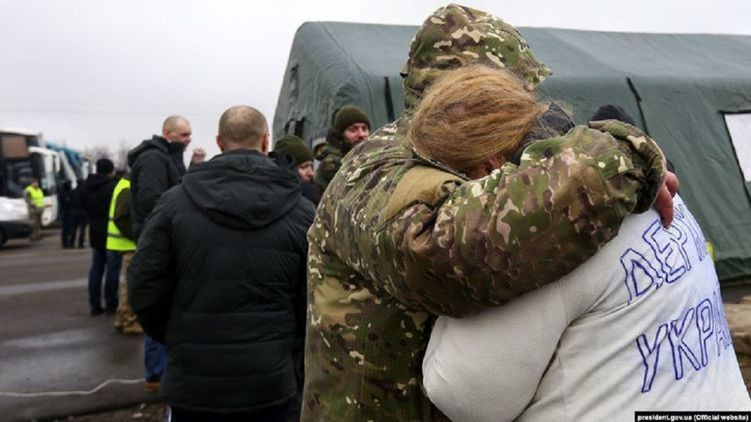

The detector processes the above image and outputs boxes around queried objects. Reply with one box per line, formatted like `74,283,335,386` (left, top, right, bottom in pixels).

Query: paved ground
0,229,156,422
48,403,166,422
2,227,750,421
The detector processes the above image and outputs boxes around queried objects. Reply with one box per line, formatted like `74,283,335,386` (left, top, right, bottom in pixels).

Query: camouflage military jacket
302,117,666,421
314,131,351,192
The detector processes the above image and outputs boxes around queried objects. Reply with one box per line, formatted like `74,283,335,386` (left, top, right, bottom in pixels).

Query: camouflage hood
401,3,551,111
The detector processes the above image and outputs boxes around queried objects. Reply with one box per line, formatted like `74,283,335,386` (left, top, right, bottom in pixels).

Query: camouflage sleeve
378,124,666,317
314,151,342,192
587,119,666,212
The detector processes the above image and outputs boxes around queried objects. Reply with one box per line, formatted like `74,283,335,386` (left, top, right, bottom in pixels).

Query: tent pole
627,77,650,136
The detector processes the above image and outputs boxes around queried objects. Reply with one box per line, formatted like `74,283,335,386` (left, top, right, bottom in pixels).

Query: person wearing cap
313,105,370,192
80,158,120,316
273,134,320,205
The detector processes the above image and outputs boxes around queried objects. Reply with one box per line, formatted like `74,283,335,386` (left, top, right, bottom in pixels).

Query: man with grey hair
127,115,205,393
129,106,314,420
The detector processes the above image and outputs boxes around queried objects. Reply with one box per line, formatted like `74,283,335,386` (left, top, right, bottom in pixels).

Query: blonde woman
302,5,677,420
418,66,750,421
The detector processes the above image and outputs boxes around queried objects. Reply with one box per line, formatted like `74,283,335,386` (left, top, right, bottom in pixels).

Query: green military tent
273,21,751,282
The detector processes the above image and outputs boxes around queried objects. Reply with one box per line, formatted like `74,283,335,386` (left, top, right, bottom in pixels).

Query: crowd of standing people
43,3,750,421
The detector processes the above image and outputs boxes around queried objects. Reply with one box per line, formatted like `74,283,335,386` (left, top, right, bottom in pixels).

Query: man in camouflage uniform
303,4,672,421
314,105,370,192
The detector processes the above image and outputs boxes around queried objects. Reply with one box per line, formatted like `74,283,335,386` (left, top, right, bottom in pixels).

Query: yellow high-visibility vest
106,178,136,252
24,185,44,208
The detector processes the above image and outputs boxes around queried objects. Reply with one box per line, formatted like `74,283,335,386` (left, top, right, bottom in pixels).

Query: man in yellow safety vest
106,174,141,334
24,178,45,241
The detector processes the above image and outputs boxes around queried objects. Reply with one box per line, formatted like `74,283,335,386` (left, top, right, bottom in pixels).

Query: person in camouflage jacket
314,106,371,192
302,4,674,421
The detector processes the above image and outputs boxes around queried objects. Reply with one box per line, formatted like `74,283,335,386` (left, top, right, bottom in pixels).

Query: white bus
27,146,60,226
0,128,59,227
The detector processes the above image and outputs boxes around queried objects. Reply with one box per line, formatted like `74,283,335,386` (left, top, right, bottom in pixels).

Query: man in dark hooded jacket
129,105,314,421
127,115,205,240
81,158,119,315
127,115,204,392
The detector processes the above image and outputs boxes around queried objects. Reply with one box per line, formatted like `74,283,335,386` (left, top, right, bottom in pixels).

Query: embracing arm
379,122,666,317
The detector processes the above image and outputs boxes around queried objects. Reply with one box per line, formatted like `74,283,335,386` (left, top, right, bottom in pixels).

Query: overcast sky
2,0,750,161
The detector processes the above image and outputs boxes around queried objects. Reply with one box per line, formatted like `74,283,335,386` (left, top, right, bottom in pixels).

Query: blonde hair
407,65,544,175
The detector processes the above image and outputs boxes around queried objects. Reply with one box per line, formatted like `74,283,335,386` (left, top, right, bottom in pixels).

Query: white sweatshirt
423,195,750,422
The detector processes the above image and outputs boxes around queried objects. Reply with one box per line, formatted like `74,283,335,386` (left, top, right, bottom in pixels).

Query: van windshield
0,158,35,198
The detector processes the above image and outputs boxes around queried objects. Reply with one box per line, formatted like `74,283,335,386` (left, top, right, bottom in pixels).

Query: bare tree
82,145,112,163
114,139,132,170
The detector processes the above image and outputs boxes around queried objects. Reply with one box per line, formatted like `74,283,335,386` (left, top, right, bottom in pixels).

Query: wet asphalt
0,229,156,422
1,228,749,422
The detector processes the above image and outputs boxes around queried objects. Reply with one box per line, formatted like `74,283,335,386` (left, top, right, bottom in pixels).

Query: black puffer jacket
80,174,117,249
128,149,314,413
127,135,186,240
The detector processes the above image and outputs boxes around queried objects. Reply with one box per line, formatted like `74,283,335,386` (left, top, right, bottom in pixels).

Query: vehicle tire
0,229,7,248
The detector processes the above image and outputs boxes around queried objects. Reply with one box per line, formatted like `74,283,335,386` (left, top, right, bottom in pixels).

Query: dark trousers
286,390,302,422
88,248,122,311
61,213,75,247
170,402,291,422
73,216,87,247
144,334,166,382
287,347,304,422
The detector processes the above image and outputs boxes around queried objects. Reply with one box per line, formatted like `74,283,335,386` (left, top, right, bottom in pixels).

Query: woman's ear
487,155,504,171
468,155,505,179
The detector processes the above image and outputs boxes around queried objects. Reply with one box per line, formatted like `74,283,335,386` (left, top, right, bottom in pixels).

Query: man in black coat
70,179,88,248
81,158,119,315
59,180,74,248
127,115,206,240
127,115,205,392
129,106,314,421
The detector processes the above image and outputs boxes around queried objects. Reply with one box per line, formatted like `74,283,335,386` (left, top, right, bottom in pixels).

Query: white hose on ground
0,378,145,397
